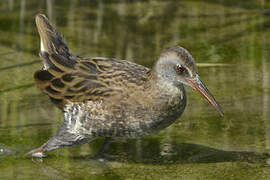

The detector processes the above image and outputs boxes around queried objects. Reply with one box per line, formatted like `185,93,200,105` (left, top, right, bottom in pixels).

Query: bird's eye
176,64,185,73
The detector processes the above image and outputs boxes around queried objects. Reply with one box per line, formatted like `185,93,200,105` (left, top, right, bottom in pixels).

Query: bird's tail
35,14,72,69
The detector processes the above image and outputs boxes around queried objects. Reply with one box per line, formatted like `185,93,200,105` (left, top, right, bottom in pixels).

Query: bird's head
154,46,224,116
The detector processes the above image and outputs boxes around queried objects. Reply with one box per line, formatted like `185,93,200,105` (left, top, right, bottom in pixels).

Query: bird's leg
93,137,113,159
26,124,93,158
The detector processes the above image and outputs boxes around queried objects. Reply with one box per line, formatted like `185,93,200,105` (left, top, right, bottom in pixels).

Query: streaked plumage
27,14,223,158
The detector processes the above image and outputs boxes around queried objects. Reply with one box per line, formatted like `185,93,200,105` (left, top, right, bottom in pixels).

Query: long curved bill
188,76,224,116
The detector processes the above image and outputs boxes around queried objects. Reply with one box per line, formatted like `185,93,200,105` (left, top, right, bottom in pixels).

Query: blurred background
0,0,270,179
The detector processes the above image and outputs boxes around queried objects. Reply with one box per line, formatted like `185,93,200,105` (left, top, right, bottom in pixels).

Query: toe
25,147,46,158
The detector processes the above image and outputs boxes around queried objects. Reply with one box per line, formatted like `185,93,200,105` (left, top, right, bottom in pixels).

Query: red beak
188,76,224,116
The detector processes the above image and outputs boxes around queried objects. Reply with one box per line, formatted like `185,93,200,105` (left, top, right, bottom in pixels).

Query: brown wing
34,52,150,109
34,14,150,109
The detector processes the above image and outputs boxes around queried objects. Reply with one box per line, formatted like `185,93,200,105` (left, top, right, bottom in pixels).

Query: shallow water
1,0,270,179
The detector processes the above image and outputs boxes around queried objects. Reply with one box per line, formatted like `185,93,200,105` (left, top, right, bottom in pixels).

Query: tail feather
35,14,71,69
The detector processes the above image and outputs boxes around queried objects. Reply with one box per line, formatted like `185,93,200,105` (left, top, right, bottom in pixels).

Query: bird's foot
25,147,46,158
92,152,116,162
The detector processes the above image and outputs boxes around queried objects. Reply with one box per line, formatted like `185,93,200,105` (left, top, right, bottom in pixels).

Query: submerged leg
94,137,113,158
26,124,93,158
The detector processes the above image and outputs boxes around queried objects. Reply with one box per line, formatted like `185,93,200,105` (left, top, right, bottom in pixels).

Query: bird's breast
142,83,186,134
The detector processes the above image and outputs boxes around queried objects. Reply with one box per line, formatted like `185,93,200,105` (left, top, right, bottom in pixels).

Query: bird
26,14,224,158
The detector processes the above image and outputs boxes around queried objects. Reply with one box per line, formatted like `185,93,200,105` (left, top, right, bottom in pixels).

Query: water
0,0,270,179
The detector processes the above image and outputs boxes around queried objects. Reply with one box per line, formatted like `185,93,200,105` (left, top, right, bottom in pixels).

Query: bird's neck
147,66,186,102
150,58,176,88
145,67,187,126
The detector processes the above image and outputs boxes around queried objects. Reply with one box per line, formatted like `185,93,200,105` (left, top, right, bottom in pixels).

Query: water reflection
1,0,270,179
